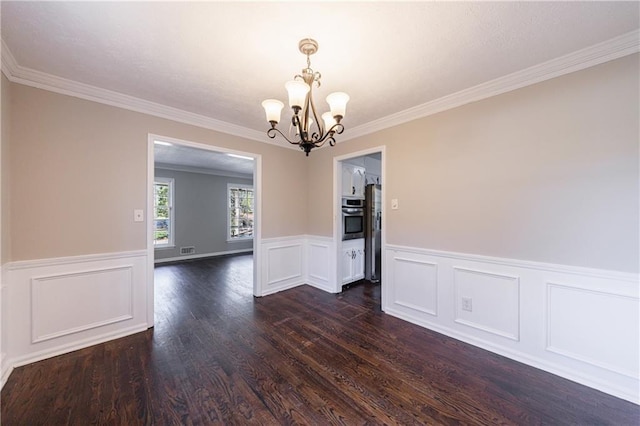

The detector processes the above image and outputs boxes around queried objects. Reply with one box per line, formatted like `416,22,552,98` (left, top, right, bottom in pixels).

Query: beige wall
308,54,639,273
1,74,11,265
9,83,308,261
6,54,639,272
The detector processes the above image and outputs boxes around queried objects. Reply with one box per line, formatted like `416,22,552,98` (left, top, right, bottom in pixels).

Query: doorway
335,146,385,297
146,134,261,327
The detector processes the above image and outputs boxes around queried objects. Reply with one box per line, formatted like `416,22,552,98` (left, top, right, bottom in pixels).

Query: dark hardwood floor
2,254,638,425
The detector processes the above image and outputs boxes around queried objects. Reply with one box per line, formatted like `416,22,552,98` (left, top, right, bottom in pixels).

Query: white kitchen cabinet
342,164,366,198
342,238,365,285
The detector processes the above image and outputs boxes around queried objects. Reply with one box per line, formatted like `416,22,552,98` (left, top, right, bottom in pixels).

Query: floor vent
180,246,196,255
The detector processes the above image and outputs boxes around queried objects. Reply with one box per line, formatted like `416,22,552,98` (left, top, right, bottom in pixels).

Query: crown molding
0,39,293,149
3,31,639,145
342,29,640,141
1,39,19,81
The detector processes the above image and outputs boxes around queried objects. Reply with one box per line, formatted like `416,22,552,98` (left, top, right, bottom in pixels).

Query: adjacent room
1,1,638,424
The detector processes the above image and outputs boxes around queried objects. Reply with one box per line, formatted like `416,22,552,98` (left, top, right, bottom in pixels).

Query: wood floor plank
2,254,638,425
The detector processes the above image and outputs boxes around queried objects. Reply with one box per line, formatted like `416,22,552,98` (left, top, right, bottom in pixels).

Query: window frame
227,183,254,242
153,177,175,248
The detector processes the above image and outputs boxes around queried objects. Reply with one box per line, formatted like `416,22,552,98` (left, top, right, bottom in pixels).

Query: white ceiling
154,141,254,178
2,1,639,145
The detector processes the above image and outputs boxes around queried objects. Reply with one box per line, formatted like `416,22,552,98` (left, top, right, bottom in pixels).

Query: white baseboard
384,244,639,404
0,352,11,389
154,248,252,264
9,324,148,371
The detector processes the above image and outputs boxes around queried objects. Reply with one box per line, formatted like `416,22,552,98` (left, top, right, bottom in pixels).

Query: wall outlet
461,297,473,312
133,209,144,222
391,199,399,210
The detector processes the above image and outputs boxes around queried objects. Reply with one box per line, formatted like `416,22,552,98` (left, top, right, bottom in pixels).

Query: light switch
391,199,399,210
134,209,144,222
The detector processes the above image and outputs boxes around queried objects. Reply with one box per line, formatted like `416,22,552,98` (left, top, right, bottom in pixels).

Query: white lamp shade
326,92,350,118
322,112,336,130
285,80,310,109
262,99,284,123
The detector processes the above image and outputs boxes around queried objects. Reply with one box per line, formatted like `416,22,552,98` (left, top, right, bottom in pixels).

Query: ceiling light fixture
262,38,349,156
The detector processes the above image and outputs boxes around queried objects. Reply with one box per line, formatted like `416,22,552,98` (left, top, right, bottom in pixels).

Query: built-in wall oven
341,198,365,240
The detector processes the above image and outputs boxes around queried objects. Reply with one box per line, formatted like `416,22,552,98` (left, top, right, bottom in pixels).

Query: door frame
332,145,386,298
146,134,262,327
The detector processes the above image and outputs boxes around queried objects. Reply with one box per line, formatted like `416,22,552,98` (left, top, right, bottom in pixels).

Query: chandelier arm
266,127,302,146
327,123,345,135
307,87,325,139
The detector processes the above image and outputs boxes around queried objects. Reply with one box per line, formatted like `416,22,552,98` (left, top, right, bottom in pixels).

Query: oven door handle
342,208,364,215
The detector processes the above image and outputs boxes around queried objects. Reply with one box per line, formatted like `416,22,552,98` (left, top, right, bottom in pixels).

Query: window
154,177,174,246
228,184,254,240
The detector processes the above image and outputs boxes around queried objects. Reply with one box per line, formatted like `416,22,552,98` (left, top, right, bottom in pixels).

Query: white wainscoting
258,235,339,296
31,266,134,343
305,236,337,293
453,267,520,341
260,236,306,296
391,255,438,316
384,244,639,404
4,250,149,382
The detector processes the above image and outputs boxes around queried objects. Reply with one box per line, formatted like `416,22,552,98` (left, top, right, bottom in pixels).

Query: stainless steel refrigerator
364,184,382,283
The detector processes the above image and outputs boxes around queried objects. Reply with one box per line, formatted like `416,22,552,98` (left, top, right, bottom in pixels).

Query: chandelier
261,38,349,156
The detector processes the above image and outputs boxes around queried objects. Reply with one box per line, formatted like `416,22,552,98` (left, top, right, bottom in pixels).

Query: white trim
385,244,638,282
545,282,639,379
3,31,639,146
1,358,13,390
260,235,307,245
154,248,253,264
392,257,438,316
7,250,148,271
384,244,640,404
341,30,640,141
9,324,147,371
3,250,149,390
147,134,263,297
30,266,134,343
383,303,638,404
146,137,155,327
259,236,306,296
1,41,276,146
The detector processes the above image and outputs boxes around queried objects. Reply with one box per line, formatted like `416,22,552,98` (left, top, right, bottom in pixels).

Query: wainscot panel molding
384,244,640,404
154,248,253,264
31,266,134,343
3,250,149,389
259,236,306,296
391,256,438,316
305,236,337,293
453,267,520,341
